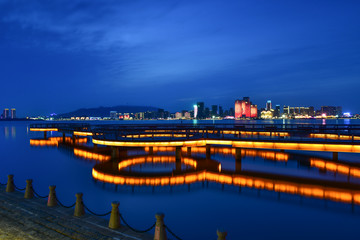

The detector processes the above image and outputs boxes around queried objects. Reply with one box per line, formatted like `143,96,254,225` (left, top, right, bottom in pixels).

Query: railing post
6,174,15,192
47,185,57,207
108,201,120,229
154,213,167,240
24,179,34,199
217,229,227,240
74,193,85,217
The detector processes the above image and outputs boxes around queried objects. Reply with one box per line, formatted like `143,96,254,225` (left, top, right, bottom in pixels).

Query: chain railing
0,175,190,240
83,202,112,216
31,186,49,198
56,198,76,209
120,214,156,233
165,224,183,240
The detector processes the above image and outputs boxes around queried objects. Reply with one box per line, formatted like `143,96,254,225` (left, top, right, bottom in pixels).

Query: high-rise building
219,106,223,117
157,109,165,119
3,108,9,119
11,108,16,119
197,102,205,119
321,106,342,117
211,105,218,116
282,106,315,118
205,107,210,118
193,105,198,119
175,112,182,119
235,100,242,118
235,97,257,118
274,105,281,118
266,100,272,111
283,106,290,115
250,105,258,118
229,108,234,117
109,111,117,119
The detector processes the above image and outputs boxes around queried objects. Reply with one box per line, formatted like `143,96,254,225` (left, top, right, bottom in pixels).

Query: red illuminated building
235,97,257,118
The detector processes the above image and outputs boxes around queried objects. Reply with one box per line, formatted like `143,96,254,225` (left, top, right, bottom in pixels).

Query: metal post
6,175,15,193
108,202,121,229
74,193,85,217
154,213,167,240
24,179,34,199
235,148,242,172
187,147,191,156
206,145,211,159
47,185,57,207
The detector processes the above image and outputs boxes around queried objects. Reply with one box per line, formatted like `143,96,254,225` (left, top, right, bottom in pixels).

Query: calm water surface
1,119,360,240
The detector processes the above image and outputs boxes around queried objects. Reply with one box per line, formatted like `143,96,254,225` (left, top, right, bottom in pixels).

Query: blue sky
1,0,360,116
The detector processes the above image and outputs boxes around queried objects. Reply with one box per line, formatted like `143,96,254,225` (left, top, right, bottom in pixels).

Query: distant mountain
57,105,159,118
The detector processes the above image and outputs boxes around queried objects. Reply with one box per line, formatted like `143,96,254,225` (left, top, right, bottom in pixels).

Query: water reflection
4,126,9,138
92,153,360,205
29,136,360,206
30,137,88,147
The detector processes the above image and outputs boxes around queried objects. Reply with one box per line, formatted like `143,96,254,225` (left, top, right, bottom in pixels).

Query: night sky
1,0,360,117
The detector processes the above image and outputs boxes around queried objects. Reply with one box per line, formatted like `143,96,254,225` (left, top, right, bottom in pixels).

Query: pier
0,184,153,239
24,122,360,238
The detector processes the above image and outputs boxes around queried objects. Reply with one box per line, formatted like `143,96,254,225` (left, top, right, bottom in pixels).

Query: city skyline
1,1,360,116
0,97,355,119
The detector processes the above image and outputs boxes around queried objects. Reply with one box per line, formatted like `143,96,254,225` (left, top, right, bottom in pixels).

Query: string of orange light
92,169,360,204
93,138,360,153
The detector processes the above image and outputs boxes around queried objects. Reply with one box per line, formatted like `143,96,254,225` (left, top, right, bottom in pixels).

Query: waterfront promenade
0,185,152,240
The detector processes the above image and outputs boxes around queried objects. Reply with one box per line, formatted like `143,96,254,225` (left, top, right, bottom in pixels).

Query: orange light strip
124,134,192,138
223,130,289,137
30,128,58,132
30,138,59,146
30,137,87,146
310,159,360,178
92,169,360,204
73,131,93,136
74,149,111,161
93,139,206,147
310,133,360,141
94,139,360,153
118,156,197,170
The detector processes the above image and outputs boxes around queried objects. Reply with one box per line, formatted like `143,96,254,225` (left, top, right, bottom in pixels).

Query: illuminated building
110,111,117,119
193,105,198,119
205,107,210,118
184,112,191,119
11,108,16,119
211,105,218,116
175,112,182,119
3,108,9,119
219,106,223,117
261,110,274,119
282,106,315,118
266,100,272,111
235,100,241,118
274,105,281,118
235,97,257,118
250,105,258,118
321,106,342,117
197,102,205,119
283,106,290,116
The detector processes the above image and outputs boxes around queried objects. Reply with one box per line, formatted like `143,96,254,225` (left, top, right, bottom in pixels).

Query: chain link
31,187,48,199
165,225,183,240
83,202,112,216
14,184,26,191
120,214,156,233
56,198,76,208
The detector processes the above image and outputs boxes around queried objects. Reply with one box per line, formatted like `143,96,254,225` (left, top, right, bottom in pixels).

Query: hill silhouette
58,105,159,118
